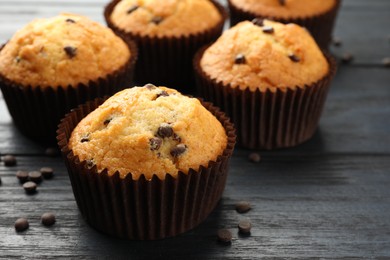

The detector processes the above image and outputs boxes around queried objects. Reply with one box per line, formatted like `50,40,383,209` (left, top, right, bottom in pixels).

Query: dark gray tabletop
0,0,390,259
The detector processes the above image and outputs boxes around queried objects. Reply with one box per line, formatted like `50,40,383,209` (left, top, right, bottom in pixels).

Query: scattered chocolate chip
156,91,169,98
41,213,56,226
262,26,274,34
28,171,42,183
288,53,300,63
235,54,246,64
23,181,37,194
16,170,29,183
341,52,354,64
278,0,286,5
238,219,252,234
127,5,139,14
66,18,76,23
15,218,29,232
15,56,22,63
103,118,112,126
45,147,59,157
251,18,264,27
63,46,77,58
151,16,163,25
332,37,342,47
235,201,251,213
157,123,173,138
144,83,156,90
170,144,187,158
248,152,261,163
173,133,181,142
3,155,17,166
149,137,163,151
80,136,89,143
217,229,232,244
382,57,390,67
40,167,54,179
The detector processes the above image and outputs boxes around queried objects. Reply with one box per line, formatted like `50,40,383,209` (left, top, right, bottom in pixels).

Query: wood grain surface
1,0,390,259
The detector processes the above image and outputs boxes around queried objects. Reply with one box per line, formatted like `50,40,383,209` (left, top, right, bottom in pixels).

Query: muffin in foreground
194,19,336,149
0,13,137,143
57,84,236,240
105,0,227,93
228,0,341,50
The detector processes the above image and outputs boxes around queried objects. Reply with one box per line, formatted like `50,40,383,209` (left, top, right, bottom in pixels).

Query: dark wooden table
1,0,390,259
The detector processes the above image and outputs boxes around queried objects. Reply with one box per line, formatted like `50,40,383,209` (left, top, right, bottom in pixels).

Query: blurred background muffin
228,0,341,49
194,19,336,149
0,13,137,143
105,0,227,94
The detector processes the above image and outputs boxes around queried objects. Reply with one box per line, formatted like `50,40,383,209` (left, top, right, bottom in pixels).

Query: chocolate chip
235,201,251,213
15,218,29,232
41,213,56,226
80,136,89,143
149,137,163,151
288,53,300,62
251,18,264,27
235,54,246,64
332,37,342,47
157,123,173,138
15,57,21,63
144,83,156,90
156,91,169,98
103,118,112,126
65,18,76,23
278,0,286,5
170,144,187,158
173,133,181,142
16,170,29,183
127,5,139,14
40,167,54,179
217,229,232,244
151,16,163,25
45,147,59,157
382,57,390,67
248,152,261,163
64,46,77,58
28,171,42,183
341,52,353,64
3,155,16,166
23,181,37,194
238,219,252,234
262,26,274,34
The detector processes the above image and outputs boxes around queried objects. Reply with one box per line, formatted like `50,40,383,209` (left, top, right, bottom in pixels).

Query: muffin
228,0,341,50
0,13,137,143
105,0,227,93
194,20,336,149
57,84,236,240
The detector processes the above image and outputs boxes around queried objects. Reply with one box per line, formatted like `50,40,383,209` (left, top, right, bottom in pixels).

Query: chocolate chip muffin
228,0,341,49
58,84,236,239
0,13,137,143
105,0,227,93
194,20,336,149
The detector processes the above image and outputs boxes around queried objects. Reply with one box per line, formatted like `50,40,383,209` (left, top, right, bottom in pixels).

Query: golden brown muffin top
0,13,131,88
110,0,222,37
200,20,329,92
230,0,336,19
69,85,228,180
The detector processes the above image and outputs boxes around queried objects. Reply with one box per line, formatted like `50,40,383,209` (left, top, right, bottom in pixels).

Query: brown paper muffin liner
57,97,236,240
104,0,227,94
0,40,138,144
227,0,341,50
194,46,337,150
